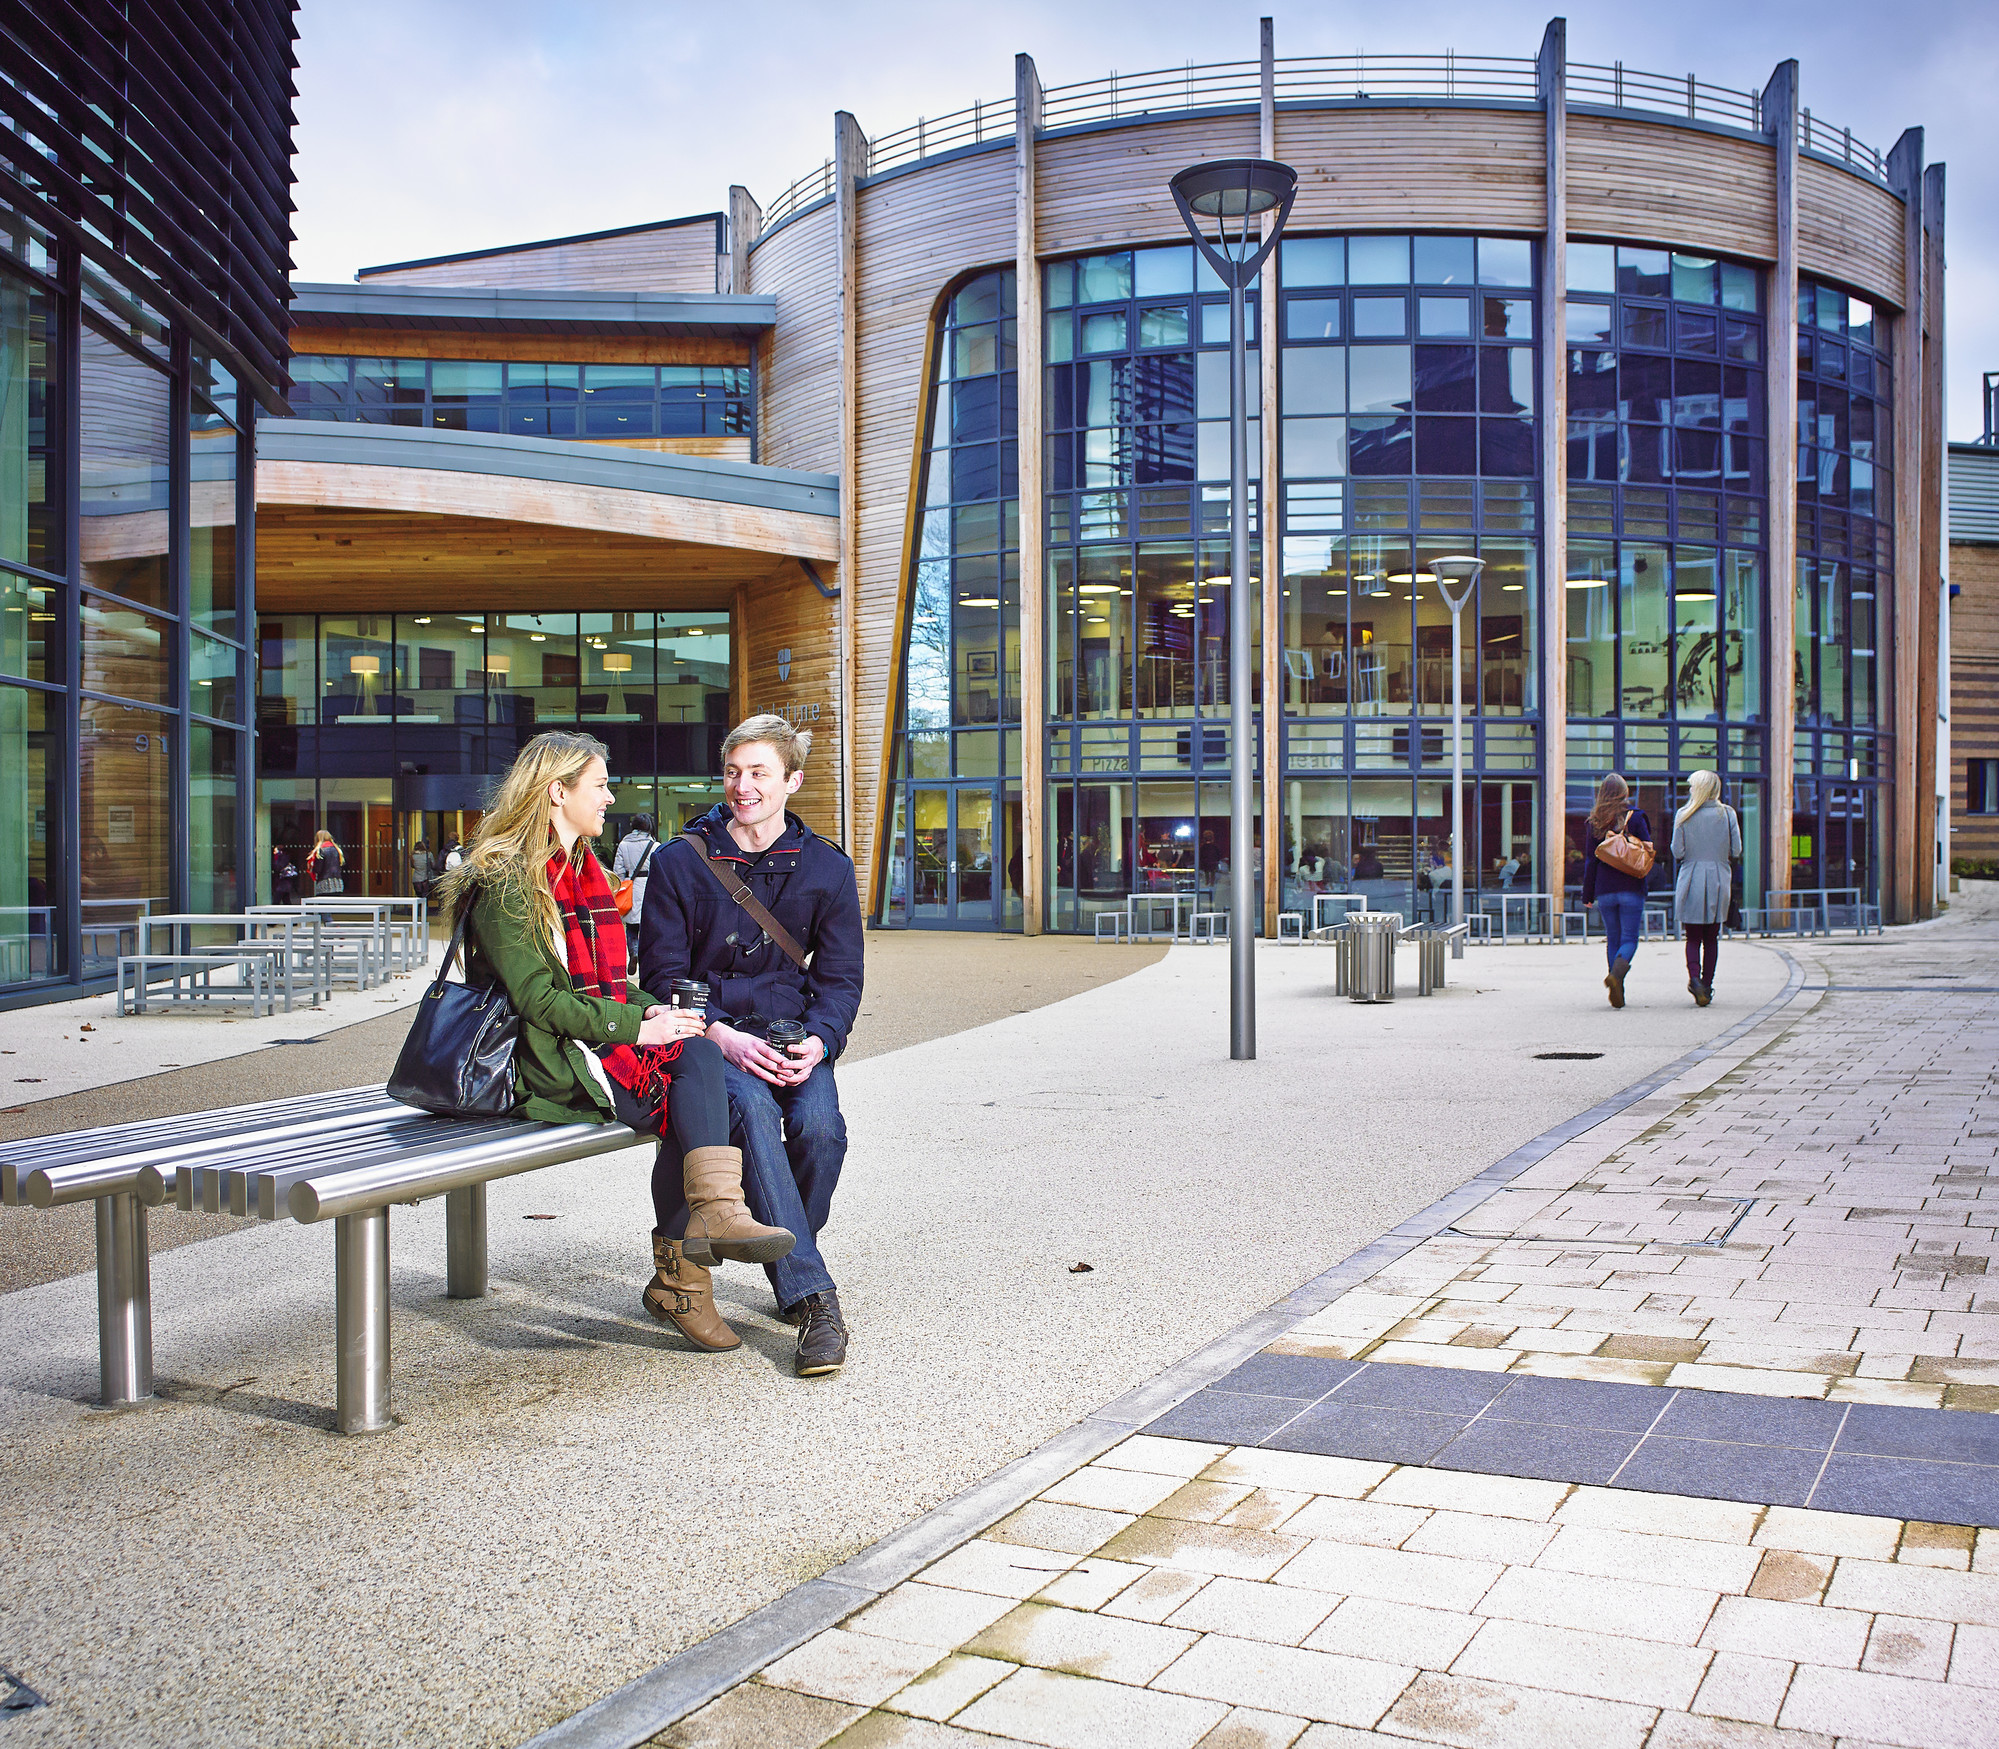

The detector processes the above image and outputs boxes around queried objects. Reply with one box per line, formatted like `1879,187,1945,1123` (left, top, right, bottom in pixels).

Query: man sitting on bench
641,715,865,1378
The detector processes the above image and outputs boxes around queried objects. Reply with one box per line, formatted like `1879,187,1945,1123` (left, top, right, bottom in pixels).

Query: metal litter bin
1346,912,1399,1003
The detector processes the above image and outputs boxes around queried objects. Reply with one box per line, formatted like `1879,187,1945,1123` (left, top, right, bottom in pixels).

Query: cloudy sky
292,0,1996,439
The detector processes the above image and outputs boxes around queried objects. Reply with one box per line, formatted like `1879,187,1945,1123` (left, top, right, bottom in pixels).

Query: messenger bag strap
679,834,810,971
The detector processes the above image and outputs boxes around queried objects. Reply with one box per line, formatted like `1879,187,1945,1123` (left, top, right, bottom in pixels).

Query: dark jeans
602,1037,731,1229
651,1060,845,1310
1684,923,1720,987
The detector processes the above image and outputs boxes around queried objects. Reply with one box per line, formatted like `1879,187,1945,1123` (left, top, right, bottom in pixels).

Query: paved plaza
2,895,1996,1747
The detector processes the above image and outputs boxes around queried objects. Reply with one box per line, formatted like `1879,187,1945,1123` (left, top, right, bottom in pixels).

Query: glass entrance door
902,783,999,928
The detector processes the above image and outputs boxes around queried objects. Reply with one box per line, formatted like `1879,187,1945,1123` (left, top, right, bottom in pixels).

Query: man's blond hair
722,713,813,776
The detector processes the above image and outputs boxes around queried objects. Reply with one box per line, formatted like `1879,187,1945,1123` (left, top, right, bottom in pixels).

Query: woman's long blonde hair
1676,769,1723,828
434,730,611,943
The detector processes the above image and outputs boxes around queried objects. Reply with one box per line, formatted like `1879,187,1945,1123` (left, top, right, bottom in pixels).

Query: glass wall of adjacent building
1562,241,1769,904
286,356,753,440
254,610,731,899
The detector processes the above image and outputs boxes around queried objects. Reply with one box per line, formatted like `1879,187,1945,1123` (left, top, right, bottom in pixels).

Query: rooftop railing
756,50,1886,233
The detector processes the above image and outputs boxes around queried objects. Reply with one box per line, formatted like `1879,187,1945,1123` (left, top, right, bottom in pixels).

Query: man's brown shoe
643,1234,740,1352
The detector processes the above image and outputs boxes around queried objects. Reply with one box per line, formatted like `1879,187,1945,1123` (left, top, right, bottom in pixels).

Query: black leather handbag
388,897,520,1118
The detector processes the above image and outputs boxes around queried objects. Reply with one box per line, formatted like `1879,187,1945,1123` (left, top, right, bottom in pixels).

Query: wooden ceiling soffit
253,509,804,612
255,459,839,564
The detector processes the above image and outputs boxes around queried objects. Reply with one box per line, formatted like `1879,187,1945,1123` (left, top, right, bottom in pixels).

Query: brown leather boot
643,1234,740,1352
680,1145,797,1267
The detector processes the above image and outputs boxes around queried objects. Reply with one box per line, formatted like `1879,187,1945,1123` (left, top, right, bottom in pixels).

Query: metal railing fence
755,49,1887,234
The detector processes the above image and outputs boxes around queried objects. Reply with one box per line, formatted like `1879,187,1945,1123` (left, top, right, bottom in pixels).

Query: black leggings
1684,923,1720,987
602,1036,730,1234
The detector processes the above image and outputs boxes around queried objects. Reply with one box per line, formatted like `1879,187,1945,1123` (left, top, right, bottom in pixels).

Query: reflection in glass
80,697,171,909
1566,539,1616,716
0,683,59,981
83,594,171,705
79,327,171,609
1619,544,1670,718
1,270,59,573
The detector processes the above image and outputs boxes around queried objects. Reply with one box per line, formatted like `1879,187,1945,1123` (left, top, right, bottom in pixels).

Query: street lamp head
1170,159,1297,218
1431,553,1485,612
1169,158,1299,290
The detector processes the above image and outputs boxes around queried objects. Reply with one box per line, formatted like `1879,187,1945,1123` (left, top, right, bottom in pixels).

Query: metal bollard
95,1192,153,1406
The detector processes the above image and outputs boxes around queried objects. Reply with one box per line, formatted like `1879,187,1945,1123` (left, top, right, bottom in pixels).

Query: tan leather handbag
1594,810,1656,879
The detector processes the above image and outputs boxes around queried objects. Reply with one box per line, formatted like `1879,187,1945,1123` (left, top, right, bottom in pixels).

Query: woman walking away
431,731,792,1353
308,829,345,895
1672,770,1741,1008
1580,772,1653,1009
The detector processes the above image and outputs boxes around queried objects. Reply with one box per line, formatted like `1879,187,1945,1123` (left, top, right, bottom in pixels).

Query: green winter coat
459,860,664,1125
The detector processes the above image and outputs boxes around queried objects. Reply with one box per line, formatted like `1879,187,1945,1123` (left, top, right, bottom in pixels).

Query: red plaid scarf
547,845,680,1103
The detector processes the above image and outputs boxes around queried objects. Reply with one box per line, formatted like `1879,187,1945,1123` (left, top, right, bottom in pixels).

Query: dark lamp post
1169,158,1296,1062
1430,553,1485,931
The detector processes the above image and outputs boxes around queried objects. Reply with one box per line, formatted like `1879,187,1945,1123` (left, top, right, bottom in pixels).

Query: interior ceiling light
958,596,1000,607
1387,571,1438,585
1565,577,1610,589
1501,583,1524,592
1676,589,1717,602
412,615,432,624
530,632,547,641
1077,583,1121,595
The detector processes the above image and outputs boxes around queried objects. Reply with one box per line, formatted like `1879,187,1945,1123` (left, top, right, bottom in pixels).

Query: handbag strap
679,833,809,970
432,888,480,992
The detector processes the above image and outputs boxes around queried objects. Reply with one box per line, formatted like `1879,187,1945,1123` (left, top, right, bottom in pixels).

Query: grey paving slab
1431,1416,1640,1483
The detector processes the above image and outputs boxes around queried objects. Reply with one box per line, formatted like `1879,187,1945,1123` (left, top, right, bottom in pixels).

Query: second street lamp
1430,553,1486,932
1168,157,1297,1062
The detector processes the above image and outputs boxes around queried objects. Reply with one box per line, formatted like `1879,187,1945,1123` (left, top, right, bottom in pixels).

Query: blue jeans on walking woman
1595,891,1643,970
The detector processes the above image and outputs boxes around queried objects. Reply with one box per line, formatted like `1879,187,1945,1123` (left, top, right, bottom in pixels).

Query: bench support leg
95,1192,153,1406
335,1206,394,1435
446,1183,488,1299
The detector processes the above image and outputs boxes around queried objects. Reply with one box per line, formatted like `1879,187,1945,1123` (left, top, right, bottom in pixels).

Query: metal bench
116,952,274,1017
2,1088,653,1435
1093,910,1129,944
1190,910,1229,943
1276,911,1305,942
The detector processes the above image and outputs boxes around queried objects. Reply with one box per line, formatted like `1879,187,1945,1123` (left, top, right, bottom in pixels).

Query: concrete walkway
0,933,1783,1748
646,892,1999,1749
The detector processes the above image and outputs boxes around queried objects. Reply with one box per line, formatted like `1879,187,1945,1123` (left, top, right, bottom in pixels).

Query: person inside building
640,714,865,1378
431,730,793,1356
612,811,660,953
409,838,434,901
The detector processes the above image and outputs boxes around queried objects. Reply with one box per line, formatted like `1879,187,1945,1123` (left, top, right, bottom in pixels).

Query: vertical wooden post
1887,126,1925,924
1016,55,1045,935
1537,20,1569,912
834,112,868,859
1259,17,1283,938
731,582,750,726
1764,61,1800,907
1916,163,1947,916
726,185,761,298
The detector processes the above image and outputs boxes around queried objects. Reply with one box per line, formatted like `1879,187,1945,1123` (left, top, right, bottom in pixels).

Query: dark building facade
0,1,298,1003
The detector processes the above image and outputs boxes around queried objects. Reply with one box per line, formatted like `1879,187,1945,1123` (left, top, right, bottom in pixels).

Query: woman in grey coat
1671,770,1741,1007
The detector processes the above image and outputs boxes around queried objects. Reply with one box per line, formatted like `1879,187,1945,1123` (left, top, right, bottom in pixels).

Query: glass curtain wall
1562,242,1769,906
1275,232,1542,924
254,611,730,900
1041,241,1268,930
880,270,1023,929
1791,278,1891,901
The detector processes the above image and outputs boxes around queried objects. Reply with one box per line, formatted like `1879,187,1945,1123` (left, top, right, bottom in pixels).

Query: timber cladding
1797,157,1907,308
1950,540,1999,861
1567,114,1778,262
359,217,724,295
748,205,842,476
737,564,844,844
286,326,752,367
